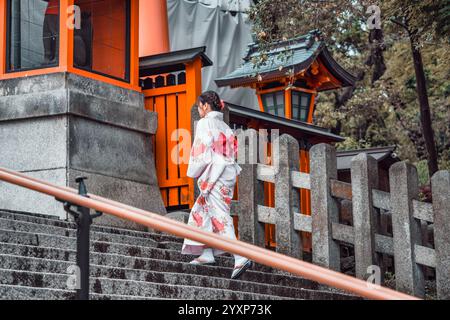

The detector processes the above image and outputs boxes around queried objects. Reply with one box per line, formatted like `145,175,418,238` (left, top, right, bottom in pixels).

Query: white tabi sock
199,248,215,261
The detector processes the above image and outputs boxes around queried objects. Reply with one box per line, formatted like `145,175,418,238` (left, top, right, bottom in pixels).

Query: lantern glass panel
6,0,60,72
291,90,312,122
73,0,131,82
262,91,285,117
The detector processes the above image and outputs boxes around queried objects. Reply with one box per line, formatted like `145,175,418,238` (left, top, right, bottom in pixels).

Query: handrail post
431,170,450,299
76,204,91,300
389,162,424,297
61,177,102,300
351,153,379,280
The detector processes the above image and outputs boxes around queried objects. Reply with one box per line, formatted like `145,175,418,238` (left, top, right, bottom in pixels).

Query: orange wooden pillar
185,57,203,207
0,0,6,75
139,0,170,57
300,148,312,252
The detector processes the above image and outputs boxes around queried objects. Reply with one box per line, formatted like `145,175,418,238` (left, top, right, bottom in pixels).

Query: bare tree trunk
410,41,439,176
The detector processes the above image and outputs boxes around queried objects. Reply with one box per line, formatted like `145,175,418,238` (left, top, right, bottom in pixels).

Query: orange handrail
0,167,419,300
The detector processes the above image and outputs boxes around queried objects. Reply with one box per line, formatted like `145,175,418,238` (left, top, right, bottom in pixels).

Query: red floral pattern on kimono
182,111,242,256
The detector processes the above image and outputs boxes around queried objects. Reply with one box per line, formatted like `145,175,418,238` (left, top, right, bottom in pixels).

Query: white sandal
231,259,252,279
189,257,216,265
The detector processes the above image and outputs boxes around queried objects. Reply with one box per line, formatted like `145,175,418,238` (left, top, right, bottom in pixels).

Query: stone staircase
0,209,359,300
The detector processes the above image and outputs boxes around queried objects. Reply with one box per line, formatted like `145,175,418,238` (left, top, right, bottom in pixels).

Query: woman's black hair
198,91,222,112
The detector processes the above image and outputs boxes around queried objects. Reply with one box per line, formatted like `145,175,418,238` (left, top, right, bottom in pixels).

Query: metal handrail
0,167,419,300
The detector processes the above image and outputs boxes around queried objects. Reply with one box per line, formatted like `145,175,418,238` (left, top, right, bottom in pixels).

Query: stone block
0,72,166,229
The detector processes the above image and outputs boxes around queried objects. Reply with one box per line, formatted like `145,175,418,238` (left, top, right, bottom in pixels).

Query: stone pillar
190,103,202,202
0,73,166,230
389,162,424,297
431,170,450,299
273,134,301,259
351,153,379,280
310,143,340,271
236,129,265,246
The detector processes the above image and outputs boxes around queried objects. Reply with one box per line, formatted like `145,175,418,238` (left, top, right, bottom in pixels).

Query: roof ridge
244,30,323,61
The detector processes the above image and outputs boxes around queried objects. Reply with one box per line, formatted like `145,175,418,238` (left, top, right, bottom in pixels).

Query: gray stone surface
67,169,165,230
310,144,340,271
0,116,67,172
389,162,425,297
431,171,450,299
165,211,190,224
351,153,379,280
0,73,156,133
0,169,68,219
0,210,359,300
0,72,165,227
68,117,155,184
190,103,202,201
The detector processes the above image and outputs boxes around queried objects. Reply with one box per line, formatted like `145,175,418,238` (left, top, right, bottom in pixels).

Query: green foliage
247,0,450,182
416,160,430,185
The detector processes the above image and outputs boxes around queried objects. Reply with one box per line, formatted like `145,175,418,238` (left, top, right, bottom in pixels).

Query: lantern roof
215,30,356,91
140,46,213,77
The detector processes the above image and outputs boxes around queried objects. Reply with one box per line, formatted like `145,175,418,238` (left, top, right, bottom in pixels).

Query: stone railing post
236,129,265,247
351,153,379,280
273,134,301,259
431,170,450,299
310,144,340,271
389,162,424,297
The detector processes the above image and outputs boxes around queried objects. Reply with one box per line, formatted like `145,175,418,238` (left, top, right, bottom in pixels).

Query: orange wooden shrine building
0,0,355,250
216,32,356,249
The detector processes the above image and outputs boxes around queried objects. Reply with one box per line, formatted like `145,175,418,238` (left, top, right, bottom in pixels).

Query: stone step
0,218,169,249
0,227,276,274
0,284,163,300
0,235,227,267
0,211,359,300
0,267,334,300
0,210,183,244
0,268,290,300
0,244,350,299
0,248,335,293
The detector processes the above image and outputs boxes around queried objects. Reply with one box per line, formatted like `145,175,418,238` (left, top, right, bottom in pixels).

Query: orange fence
0,166,419,300
141,57,203,209
144,81,191,208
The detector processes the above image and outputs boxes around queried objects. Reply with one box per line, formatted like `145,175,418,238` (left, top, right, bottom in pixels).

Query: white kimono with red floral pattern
181,111,242,256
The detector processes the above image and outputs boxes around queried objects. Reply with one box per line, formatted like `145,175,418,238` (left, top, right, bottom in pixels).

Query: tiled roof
336,146,399,170
215,30,356,90
227,103,344,143
139,47,213,77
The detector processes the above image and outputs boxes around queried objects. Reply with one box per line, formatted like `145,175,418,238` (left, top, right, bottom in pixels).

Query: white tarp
167,0,259,109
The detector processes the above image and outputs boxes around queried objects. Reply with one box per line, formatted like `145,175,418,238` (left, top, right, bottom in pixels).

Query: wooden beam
0,0,6,75
130,0,140,88
143,84,187,97
285,88,292,119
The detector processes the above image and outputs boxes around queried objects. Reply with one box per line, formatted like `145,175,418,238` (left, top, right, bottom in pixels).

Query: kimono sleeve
187,119,214,178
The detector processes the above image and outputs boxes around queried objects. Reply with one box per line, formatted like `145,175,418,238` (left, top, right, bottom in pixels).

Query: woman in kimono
181,91,252,279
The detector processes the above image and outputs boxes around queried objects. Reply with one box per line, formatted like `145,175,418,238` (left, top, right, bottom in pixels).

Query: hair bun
198,91,224,112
